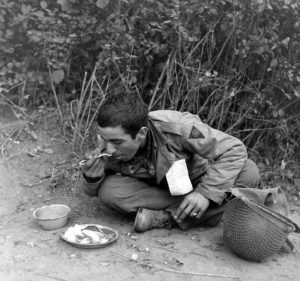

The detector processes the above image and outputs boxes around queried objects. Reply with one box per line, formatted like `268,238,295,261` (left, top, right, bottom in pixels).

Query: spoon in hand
79,153,111,166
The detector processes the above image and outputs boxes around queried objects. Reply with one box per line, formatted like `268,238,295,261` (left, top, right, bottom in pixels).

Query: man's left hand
175,192,210,222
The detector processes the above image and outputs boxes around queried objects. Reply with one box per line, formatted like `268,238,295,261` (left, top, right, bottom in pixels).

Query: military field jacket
83,110,247,205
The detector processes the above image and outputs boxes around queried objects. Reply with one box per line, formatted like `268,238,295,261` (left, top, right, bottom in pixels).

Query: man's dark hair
97,92,149,138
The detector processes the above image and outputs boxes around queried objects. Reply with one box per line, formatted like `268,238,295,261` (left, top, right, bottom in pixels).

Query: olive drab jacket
83,110,248,205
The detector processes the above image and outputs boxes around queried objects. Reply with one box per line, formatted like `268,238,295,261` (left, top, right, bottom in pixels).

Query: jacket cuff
194,184,227,205
83,173,103,183
81,174,104,197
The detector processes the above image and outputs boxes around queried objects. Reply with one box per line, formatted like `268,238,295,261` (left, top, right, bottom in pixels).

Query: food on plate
63,224,115,244
81,229,104,243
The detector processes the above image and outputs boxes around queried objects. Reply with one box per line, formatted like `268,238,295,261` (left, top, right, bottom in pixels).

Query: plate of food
61,224,118,249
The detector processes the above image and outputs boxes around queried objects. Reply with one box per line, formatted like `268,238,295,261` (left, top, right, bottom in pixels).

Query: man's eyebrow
101,136,124,142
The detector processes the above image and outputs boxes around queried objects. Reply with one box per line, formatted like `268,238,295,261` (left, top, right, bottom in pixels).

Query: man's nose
106,142,117,154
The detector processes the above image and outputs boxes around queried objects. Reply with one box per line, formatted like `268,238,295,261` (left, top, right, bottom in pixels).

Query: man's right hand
81,157,106,180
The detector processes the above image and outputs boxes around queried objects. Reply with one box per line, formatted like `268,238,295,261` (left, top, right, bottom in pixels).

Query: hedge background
1,0,300,176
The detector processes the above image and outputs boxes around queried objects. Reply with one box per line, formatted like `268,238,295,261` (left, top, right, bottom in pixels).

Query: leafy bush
0,0,299,166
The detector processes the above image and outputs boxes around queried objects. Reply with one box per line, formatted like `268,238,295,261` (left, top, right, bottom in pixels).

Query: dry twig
48,66,63,126
155,267,240,279
34,273,68,281
23,179,49,188
41,196,74,203
0,152,23,164
112,251,239,279
151,245,207,258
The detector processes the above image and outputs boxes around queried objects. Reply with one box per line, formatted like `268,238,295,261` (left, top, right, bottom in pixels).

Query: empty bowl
33,204,71,230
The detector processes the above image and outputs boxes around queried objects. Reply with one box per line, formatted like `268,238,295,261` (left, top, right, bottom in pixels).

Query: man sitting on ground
81,92,260,232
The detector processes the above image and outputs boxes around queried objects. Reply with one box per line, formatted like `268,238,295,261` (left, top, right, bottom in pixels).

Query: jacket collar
148,119,168,146
148,119,175,184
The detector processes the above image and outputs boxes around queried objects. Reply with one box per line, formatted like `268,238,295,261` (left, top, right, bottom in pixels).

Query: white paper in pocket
166,159,193,196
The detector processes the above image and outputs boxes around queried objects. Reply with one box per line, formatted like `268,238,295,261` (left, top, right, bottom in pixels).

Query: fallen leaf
130,253,139,261
28,130,38,141
26,151,40,158
27,241,36,247
43,148,54,154
36,146,54,154
38,172,52,179
130,235,138,240
16,204,25,213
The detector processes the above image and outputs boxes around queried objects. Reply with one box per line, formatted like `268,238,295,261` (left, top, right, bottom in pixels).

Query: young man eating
81,92,261,232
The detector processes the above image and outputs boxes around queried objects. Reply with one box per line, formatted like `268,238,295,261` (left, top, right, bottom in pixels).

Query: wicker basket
223,196,299,262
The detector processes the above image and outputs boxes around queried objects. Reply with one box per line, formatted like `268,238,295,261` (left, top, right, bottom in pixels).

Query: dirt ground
1,108,300,281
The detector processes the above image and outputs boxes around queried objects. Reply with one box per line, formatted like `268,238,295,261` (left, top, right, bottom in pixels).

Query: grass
69,66,106,153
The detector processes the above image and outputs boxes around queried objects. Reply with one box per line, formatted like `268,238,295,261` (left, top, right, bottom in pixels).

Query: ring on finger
191,212,198,216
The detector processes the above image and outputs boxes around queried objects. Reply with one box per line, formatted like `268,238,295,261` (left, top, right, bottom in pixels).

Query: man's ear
137,126,148,140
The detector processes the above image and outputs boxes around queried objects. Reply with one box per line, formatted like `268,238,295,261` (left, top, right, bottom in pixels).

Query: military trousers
97,159,261,228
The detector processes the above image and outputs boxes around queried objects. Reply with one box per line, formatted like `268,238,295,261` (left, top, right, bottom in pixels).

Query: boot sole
133,207,145,232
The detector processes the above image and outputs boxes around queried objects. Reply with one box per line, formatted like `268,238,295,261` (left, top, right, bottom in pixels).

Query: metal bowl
33,204,71,231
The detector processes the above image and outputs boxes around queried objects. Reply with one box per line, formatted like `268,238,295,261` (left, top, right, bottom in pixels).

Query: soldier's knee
236,159,261,189
248,158,260,176
98,175,134,213
98,175,117,204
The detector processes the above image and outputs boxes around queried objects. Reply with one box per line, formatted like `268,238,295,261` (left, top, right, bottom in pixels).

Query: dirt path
1,113,300,281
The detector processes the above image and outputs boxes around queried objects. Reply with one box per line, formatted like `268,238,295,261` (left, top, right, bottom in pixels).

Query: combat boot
133,207,173,232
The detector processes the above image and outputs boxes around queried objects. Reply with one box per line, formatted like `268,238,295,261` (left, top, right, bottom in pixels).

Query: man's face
98,125,143,162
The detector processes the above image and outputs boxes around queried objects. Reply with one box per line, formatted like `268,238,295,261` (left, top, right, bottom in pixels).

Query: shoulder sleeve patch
189,125,205,139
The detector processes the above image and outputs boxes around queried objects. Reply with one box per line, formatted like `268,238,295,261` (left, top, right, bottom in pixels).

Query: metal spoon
79,153,111,166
